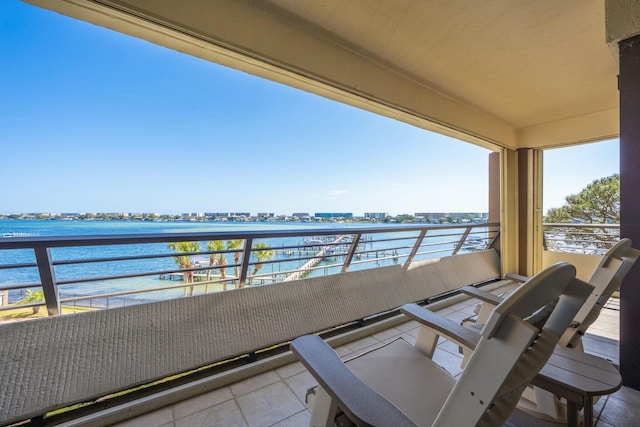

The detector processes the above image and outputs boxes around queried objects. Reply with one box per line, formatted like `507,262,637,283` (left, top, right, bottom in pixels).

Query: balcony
5,1,640,425
113,292,634,427
1,223,638,426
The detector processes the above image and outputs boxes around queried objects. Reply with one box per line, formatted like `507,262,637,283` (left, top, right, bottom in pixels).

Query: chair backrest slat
559,239,639,348
432,262,593,427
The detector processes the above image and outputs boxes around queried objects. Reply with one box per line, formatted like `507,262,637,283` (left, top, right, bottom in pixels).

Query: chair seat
345,338,456,426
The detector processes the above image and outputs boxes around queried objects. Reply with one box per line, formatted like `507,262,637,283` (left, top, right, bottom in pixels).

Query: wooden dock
282,235,347,282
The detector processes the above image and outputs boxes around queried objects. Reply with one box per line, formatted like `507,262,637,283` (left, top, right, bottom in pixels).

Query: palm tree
16,289,45,314
167,241,200,296
206,240,228,290
248,242,275,286
227,239,244,286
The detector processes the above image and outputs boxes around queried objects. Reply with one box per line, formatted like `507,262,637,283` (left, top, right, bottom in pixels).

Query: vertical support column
34,247,61,316
532,149,544,274
516,148,544,277
619,33,640,389
488,152,501,255
518,148,529,275
500,148,519,275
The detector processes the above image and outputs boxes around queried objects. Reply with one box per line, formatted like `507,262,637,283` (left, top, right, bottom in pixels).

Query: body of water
0,219,471,307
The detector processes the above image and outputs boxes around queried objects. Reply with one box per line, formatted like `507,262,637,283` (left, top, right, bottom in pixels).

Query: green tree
396,214,415,223
545,174,619,224
167,241,201,295
247,242,275,287
206,240,228,290
544,174,620,248
16,289,45,314
227,239,244,286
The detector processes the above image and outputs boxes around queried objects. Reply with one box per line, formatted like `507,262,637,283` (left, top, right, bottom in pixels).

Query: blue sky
0,1,618,216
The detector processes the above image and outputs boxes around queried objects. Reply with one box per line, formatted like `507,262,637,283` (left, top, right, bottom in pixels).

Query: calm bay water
1,219,455,306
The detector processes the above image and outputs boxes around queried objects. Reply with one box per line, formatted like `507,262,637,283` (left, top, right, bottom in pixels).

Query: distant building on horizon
314,212,353,219
364,212,387,220
204,212,229,219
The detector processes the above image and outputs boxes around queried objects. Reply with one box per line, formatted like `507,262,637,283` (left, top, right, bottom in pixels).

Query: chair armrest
401,303,480,350
460,286,504,306
290,335,417,427
504,272,529,283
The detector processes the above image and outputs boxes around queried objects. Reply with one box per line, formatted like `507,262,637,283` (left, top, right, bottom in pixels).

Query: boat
462,238,485,250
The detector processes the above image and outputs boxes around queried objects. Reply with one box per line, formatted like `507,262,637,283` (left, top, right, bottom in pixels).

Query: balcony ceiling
28,0,625,149
262,0,619,148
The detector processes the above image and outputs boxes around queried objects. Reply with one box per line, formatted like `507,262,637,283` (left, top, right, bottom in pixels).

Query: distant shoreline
0,211,489,225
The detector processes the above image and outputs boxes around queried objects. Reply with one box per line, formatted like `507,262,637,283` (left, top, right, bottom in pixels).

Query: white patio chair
462,238,637,348
459,238,639,422
291,262,592,427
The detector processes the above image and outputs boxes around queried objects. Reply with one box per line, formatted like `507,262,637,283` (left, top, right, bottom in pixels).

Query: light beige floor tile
283,369,317,402
434,307,455,316
236,381,305,427
175,399,247,427
598,392,640,427
271,409,311,427
111,407,173,427
343,335,380,352
275,361,306,379
173,386,233,420
437,338,463,354
396,319,420,332
230,370,281,397
445,310,475,323
610,386,640,406
432,347,463,377
370,326,403,341
334,345,354,357
398,332,417,345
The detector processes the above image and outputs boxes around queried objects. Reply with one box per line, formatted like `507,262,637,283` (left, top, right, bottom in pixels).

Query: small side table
531,345,622,427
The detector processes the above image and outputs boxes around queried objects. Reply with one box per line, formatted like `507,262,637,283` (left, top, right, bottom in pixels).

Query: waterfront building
314,212,353,219
364,212,387,220
204,212,228,219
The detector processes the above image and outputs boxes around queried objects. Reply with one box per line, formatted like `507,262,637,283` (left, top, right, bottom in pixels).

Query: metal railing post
403,229,428,268
238,238,253,287
341,234,361,273
34,247,61,316
452,226,472,255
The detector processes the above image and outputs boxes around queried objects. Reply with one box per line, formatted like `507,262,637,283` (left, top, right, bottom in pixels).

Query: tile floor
113,294,640,427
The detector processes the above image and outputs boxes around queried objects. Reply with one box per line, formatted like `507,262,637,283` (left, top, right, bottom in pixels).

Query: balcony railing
0,223,498,317
543,223,620,254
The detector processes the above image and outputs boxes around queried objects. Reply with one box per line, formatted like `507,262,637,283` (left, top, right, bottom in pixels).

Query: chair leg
533,387,562,419
476,301,494,325
309,385,339,427
415,324,439,358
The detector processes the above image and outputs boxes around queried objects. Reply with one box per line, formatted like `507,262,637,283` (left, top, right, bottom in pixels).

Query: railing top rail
0,223,499,250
